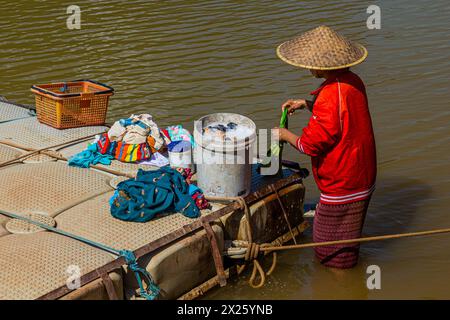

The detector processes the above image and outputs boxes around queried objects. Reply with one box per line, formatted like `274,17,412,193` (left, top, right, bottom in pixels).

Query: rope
225,227,450,289
270,185,297,245
0,132,105,168
226,240,278,289
119,250,159,300
0,209,159,300
0,130,137,179
38,150,135,179
205,195,286,288
235,197,253,243
259,227,450,252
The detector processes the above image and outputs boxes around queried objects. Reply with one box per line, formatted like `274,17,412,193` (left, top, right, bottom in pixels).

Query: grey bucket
193,113,256,197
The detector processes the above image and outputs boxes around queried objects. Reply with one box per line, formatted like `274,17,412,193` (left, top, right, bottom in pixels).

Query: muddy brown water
1,1,449,299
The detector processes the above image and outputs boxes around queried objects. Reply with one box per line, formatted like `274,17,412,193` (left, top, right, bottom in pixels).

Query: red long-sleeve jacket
296,71,376,205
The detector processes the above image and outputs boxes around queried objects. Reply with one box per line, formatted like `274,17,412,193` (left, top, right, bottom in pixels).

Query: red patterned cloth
192,192,209,210
175,167,193,184
313,198,371,268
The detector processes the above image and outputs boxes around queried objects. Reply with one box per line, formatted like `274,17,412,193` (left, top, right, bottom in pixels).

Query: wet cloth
313,198,371,269
68,143,114,168
110,167,200,222
202,122,237,141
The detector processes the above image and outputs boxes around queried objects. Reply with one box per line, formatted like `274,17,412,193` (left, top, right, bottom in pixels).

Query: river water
1,1,449,299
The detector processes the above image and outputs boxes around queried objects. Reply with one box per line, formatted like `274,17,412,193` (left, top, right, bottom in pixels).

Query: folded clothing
110,167,200,222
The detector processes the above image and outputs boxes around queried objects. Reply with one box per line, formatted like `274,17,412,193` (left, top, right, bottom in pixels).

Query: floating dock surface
0,100,306,300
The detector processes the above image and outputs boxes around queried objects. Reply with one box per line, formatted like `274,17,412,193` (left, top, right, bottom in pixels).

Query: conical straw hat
276,25,368,70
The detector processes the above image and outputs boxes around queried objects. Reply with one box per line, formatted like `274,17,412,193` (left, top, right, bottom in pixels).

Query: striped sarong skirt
313,198,371,269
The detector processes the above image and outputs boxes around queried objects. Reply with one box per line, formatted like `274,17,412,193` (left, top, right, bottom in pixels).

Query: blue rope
0,209,159,300
120,250,160,300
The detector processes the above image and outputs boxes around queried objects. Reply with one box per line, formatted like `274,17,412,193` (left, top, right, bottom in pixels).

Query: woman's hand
281,99,307,115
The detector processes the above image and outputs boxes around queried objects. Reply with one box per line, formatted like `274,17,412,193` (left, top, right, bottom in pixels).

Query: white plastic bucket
169,149,192,169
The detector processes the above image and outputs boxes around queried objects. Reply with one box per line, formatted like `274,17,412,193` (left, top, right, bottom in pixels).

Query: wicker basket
31,80,114,129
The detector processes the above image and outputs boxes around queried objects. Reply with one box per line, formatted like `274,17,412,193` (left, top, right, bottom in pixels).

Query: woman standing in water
274,25,377,268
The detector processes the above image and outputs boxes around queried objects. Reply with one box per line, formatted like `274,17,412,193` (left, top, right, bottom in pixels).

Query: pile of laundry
68,114,195,168
110,167,209,222
67,115,209,221
98,114,168,163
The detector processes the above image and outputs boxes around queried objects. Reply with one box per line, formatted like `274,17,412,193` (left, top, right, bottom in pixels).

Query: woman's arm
275,128,302,152
275,93,339,156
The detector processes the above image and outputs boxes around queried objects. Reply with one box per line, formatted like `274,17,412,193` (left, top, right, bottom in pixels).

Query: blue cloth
119,118,148,130
110,167,200,222
68,143,114,168
167,140,191,153
188,184,202,196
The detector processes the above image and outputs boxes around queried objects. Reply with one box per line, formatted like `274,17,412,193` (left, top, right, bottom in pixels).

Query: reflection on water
1,0,449,299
